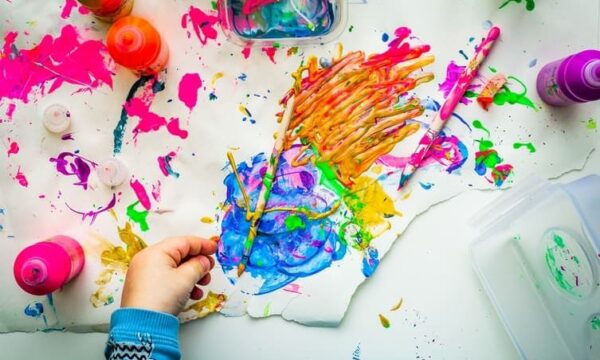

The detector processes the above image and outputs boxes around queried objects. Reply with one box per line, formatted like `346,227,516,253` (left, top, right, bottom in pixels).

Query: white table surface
1,0,600,358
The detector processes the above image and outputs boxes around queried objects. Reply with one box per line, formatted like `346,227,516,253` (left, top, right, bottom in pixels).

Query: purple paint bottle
536,50,600,106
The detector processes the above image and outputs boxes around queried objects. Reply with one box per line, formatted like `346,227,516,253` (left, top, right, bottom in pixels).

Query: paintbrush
237,95,296,276
398,26,501,189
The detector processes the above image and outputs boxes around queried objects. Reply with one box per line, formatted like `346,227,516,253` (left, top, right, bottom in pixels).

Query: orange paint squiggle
280,28,434,186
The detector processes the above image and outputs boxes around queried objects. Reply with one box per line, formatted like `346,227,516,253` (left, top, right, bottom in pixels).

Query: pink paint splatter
66,193,117,224
130,178,151,210
438,61,480,105
261,47,277,64
125,96,189,140
242,47,251,59
178,73,203,111
282,283,302,294
14,167,28,187
7,140,19,157
0,25,113,105
151,180,161,202
181,6,220,46
365,27,430,68
377,134,468,174
158,151,180,178
5,103,16,121
60,0,78,19
49,152,97,189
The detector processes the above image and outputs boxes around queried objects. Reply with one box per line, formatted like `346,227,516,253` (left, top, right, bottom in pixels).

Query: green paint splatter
583,118,597,131
513,142,536,153
263,303,271,317
272,42,281,49
348,25,354,32
464,90,478,99
592,316,600,330
493,76,537,110
126,201,149,232
489,66,497,73
553,233,565,248
472,120,490,137
284,214,306,231
499,0,535,11
211,0,217,10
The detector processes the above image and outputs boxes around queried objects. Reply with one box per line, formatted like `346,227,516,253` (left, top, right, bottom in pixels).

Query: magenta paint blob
537,50,600,106
13,235,85,296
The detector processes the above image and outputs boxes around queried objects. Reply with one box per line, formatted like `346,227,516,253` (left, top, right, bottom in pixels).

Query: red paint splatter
0,25,113,105
7,140,19,157
181,6,220,46
261,47,277,64
130,178,151,210
178,73,203,111
242,47,251,59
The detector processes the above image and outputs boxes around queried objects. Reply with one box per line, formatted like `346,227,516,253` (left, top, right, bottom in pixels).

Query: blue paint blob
361,246,380,277
209,92,218,101
238,73,248,81
381,33,389,42
24,303,44,317
459,49,468,61
218,146,346,294
419,182,433,190
528,58,538,68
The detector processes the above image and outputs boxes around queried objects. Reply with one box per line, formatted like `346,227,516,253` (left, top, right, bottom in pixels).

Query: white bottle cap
96,158,128,187
43,104,71,134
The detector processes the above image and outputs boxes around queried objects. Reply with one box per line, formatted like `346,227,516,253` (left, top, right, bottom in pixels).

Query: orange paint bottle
107,16,169,75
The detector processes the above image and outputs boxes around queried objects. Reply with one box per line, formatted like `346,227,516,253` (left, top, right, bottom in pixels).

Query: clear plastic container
470,175,600,360
218,0,348,47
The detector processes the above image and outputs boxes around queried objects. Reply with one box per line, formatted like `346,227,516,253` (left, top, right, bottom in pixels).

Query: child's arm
105,236,218,360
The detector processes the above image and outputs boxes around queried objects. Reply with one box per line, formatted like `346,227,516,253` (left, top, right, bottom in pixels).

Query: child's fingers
177,255,211,284
190,286,204,300
197,273,211,286
155,236,218,264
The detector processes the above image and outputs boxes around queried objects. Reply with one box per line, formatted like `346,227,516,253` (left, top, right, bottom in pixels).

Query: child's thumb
177,255,211,284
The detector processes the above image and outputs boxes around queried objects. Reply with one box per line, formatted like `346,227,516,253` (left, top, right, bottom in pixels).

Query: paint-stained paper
0,0,598,331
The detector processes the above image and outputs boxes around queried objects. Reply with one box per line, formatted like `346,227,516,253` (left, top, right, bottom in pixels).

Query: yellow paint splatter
348,176,402,235
378,313,391,328
390,297,403,311
90,223,147,308
211,72,224,87
184,291,227,318
401,191,411,200
200,216,215,224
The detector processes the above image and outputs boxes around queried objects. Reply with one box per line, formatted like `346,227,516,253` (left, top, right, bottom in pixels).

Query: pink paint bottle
13,236,85,296
536,50,600,106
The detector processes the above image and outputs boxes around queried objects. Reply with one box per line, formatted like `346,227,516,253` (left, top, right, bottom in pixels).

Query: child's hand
121,236,218,315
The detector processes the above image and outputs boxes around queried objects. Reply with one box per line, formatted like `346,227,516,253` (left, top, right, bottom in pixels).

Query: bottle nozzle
21,259,48,286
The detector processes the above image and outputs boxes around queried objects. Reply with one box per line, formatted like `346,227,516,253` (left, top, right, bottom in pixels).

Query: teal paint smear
513,142,536,153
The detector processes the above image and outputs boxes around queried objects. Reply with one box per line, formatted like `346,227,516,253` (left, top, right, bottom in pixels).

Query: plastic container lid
471,175,600,359
107,16,162,70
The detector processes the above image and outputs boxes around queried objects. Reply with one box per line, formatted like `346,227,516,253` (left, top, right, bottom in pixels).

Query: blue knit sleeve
105,308,181,360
